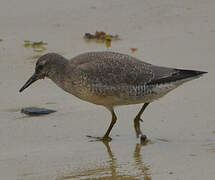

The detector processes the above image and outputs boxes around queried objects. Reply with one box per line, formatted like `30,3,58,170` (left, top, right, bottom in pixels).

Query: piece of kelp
24,40,47,53
130,47,138,53
83,31,119,48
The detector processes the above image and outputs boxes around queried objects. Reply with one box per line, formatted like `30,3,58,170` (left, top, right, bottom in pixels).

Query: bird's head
19,53,65,92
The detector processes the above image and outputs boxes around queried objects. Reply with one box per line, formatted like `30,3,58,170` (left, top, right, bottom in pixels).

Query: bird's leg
103,108,117,141
134,103,150,138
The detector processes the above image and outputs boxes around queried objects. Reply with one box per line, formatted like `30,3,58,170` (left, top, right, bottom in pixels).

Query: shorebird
19,51,207,141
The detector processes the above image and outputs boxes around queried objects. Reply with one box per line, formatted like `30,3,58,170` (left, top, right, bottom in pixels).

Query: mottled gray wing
72,51,156,86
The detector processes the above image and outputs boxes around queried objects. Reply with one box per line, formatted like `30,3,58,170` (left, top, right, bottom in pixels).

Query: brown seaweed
83,31,119,48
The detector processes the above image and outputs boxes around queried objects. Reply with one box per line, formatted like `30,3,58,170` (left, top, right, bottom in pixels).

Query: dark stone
140,134,147,142
21,107,56,116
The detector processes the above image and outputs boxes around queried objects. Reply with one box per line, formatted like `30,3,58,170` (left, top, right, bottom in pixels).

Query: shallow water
0,0,215,179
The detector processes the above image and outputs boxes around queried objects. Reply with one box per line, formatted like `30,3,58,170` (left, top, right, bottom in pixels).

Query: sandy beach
0,0,214,179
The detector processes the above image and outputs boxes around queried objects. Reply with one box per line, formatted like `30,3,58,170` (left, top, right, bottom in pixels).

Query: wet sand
0,0,214,179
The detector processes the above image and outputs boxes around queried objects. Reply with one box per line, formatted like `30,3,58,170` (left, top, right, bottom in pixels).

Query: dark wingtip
179,69,208,77
199,71,208,75
147,69,207,85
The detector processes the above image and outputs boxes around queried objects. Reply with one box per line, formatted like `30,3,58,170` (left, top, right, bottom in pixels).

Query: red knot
19,51,207,141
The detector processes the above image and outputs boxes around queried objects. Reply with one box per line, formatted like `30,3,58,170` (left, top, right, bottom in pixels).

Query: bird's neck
47,58,69,87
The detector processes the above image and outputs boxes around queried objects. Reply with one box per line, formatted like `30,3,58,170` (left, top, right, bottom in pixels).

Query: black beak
19,74,38,92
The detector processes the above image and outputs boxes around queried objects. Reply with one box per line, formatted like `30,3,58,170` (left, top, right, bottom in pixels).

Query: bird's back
69,51,177,86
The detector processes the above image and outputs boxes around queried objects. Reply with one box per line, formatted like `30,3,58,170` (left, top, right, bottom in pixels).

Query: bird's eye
37,64,44,71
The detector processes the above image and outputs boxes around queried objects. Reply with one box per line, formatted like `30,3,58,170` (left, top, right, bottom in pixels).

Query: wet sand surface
0,0,214,179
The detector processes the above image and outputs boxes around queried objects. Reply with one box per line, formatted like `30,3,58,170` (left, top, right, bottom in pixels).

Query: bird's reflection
133,143,151,180
58,141,151,180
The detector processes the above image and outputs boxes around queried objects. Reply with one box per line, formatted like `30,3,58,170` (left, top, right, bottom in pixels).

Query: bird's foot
102,136,112,142
86,135,112,142
134,115,143,122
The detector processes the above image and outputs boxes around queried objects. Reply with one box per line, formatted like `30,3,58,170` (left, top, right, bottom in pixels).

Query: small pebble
140,134,147,143
21,107,56,116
